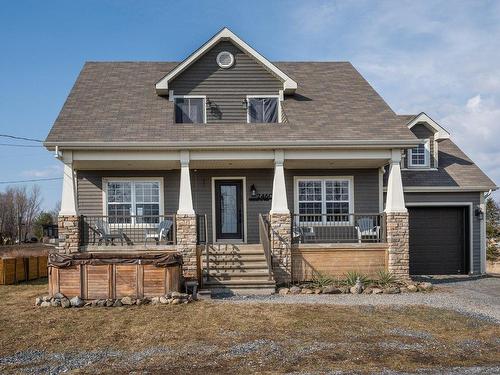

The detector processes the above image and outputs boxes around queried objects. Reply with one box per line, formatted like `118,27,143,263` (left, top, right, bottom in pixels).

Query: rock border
35,291,194,308
278,281,433,296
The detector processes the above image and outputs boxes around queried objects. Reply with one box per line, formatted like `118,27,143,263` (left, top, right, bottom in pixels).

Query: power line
0,177,62,185
0,134,43,142
0,143,44,148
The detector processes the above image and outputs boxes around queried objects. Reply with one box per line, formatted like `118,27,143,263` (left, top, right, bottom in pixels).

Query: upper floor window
174,96,206,123
408,139,430,168
247,96,280,123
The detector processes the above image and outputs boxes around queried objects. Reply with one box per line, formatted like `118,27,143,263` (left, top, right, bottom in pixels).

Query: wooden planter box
49,263,181,299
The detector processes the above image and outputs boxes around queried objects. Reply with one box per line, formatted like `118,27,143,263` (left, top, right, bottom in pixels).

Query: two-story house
44,28,496,297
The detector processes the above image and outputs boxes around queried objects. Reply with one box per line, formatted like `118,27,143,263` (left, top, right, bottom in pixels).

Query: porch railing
292,213,385,244
80,215,176,247
258,214,274,280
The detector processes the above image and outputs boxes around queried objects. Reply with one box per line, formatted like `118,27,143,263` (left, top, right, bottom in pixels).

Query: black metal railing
80,215,176,247
196,214,208,245
292,213,385,244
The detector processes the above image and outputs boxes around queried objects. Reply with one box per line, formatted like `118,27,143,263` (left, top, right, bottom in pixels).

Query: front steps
201,244,276,296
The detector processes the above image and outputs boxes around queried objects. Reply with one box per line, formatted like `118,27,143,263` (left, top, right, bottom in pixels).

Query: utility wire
0,177,62,185
0,134,43,142
0,143,44,148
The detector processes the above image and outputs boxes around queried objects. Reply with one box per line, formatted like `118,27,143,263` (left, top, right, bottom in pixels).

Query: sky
1,0,499,210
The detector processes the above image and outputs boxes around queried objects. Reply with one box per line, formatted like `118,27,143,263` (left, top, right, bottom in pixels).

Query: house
44,28,497,296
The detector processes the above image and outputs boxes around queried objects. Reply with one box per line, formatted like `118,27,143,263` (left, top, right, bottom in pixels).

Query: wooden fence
0,256,48,285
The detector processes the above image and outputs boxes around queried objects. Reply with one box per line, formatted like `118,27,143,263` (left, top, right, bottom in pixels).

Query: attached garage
408,206,470,275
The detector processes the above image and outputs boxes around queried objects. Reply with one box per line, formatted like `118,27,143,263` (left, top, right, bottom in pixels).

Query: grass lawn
0,280,499,374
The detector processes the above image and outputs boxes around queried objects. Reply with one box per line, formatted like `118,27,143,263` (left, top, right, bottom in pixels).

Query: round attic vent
216,51,234,69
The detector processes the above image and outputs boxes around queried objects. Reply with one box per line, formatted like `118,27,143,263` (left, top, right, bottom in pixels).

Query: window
174,97,205,123
106,180,162,224
408,139,430,167
296,178,352,223
247,97,279,123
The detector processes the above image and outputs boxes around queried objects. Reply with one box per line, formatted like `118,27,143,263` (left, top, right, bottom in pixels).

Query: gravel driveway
217,276,500,322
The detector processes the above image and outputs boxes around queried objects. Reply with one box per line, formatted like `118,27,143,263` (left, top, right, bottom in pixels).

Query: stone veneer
175,214,198,279
57,215,80,254
385,212,410,280
269,213,292,284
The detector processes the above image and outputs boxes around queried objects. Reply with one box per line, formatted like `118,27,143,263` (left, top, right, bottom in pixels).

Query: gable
411,123,434,139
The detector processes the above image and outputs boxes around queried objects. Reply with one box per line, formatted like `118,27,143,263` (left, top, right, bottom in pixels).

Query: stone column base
386,212,410,281
56,215,80,254
175,214,198,280
269,213,292,285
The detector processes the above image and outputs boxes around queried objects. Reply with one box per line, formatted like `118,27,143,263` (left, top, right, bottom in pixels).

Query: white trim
406,202,474,275
406,112,450,140
384,186,497,193
172,95,207,124
211,177,247,243
379,167,384,212
216,51,234,69
246,95,282,123
293,176,355,225
408,139,430,168
101,177,165,223
155,27,297,94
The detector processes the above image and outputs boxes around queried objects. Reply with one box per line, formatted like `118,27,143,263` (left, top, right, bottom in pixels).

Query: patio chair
355,217,380,243
144,219,173,246
292,226,315,243
94,219,125,246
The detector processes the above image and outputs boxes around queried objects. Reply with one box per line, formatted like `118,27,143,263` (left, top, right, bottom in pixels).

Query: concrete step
206,255,267,261
208,286,276,296
205,263,269,270
206,273,272,281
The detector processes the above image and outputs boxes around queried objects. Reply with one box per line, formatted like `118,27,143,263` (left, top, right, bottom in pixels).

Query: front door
215,180,243,241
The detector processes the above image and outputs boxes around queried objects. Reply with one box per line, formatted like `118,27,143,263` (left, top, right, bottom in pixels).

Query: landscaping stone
419,282,433,291
54,292,65,300
42,295,51,302
105,299,114,307
400,287,409,293
151,297,160,305
322,286,342,294
383,287,401,294
35,297,42,306
289,286,301,295
160,296,168,304
50,299,61,307
97,299,107,307
121,296,133,305
407,284,418,292
136,299,143,306
372,288,383,294
314,288,322,294
363,287,373,294
340,286,350,294
113,300,123,307
70,296,84,307
40,301,51,307
301,288,313,294
278,288,289,295
61,298,71,308
171,298,181,305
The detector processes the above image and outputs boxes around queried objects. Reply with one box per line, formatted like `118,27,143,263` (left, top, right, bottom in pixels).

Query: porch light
242,99,248,109
250,184,257,198
475,206,484,220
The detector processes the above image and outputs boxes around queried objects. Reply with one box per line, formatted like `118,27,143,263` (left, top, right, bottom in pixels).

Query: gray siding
285,169,380,214
170,41,282,123
404,192,481,274
404,123,436,169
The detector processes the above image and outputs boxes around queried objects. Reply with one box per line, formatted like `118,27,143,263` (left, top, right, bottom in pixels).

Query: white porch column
59,152,78,216
385,149,407,213
177,150,195,215
270,150,289,214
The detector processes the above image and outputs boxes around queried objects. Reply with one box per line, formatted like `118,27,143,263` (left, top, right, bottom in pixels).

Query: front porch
54,147,410,294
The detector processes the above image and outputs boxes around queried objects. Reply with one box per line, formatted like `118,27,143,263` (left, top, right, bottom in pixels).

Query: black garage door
409,207,469,275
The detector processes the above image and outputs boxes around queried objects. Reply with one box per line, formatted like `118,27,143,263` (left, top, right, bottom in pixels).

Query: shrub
343,271,369,286
309,273,335,288
375,269,397,287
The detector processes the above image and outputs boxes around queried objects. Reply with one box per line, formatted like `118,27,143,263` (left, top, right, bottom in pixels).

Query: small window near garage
106,180,161,224
247,97,279,123
174,97,205,123
408,139,430,168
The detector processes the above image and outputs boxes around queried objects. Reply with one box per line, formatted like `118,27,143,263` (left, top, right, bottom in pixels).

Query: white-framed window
103,178,163,224
174,95,206,123
408,139,430,168
295,177,354,224
247,95,281,123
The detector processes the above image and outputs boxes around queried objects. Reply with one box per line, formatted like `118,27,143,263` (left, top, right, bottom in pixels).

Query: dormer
155,27,297,124
402,112,451,170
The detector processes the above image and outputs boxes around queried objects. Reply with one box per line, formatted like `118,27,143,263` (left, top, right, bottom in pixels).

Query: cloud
22,164,62,178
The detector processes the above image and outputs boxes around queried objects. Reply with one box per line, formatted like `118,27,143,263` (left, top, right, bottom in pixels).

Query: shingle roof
383,133,496,190
45,61,418,145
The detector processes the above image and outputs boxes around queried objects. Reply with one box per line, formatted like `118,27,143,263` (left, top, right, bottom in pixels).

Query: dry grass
0,280,499,374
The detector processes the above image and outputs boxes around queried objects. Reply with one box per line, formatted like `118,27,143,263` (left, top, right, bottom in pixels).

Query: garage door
408,207,469,275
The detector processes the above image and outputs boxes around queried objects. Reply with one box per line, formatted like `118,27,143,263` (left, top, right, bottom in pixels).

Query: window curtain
175,98,203,123
249,98,278,123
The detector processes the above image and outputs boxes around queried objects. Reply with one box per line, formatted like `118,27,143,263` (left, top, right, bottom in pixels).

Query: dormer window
408,139,430,168
174,96,206,123
247,96,280,123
